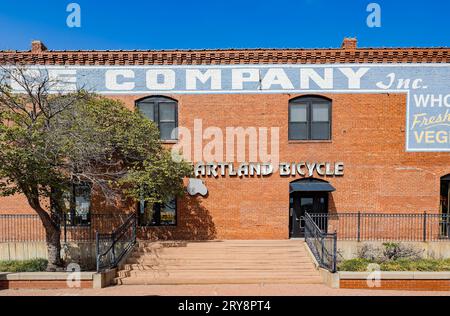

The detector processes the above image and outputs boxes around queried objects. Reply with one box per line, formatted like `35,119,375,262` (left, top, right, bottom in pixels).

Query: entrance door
289,192,328,238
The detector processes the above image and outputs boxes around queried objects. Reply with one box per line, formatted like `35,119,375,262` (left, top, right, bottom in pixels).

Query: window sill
161,140,178,144
288,140,332,144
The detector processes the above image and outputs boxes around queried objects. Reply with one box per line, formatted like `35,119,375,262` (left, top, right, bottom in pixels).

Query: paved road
1,284,449,296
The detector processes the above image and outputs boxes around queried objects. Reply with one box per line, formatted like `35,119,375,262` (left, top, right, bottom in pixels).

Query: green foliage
340,258,450,272
0,89,192,206
120,151,193,204
340,243,450,271
0,259,48,272
0,69,191,268
338,258,372,272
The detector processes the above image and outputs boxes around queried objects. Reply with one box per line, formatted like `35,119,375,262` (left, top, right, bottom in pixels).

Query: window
138,198,177,226
289,96,331,140
52,182,92,226
136,96,178,141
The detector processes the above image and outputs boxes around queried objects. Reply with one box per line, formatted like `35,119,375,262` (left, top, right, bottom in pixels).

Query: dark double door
289,192,328,238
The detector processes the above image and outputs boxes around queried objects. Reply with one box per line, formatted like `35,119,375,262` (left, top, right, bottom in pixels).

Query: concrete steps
120,263,317,270
116,277,323,285
126,257,313,262
114,240,322,285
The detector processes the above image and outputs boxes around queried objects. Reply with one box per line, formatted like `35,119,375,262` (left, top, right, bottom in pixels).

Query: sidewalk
1,284,449,296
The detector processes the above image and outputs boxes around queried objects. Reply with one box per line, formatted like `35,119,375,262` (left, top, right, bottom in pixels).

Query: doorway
289,192,328,238
289,178,334,238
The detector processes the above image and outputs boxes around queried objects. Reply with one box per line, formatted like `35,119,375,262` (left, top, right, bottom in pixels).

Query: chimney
31,40,47,53
341,37,357,50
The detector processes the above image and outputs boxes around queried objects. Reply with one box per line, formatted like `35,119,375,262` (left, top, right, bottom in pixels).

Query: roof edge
2,37,450,54
1,38,449,65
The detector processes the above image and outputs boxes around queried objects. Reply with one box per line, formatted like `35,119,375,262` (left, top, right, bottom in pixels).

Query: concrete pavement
1,283,449,296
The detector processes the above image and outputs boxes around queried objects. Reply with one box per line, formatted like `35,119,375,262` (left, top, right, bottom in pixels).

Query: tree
0,66,192,270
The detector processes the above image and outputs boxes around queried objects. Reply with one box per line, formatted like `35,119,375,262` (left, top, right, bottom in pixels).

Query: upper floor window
136,96,178,141
289,96,331,141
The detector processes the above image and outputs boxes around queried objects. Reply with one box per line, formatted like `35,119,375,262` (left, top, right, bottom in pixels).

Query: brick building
0,38,449,241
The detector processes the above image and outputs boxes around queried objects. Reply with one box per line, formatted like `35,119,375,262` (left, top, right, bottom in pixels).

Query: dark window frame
137,198,178,227
136,96,179,141
288,96,332,141
52,182,92,227
70,182,92,226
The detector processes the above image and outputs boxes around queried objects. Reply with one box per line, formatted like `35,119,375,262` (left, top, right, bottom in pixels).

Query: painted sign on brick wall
4,64,450,152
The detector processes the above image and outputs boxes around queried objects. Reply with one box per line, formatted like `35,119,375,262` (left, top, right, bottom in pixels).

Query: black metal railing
0,214,46,242
95,212,137,272
309,212,450,242
0,213,130,242
61,213,131,243
1,211,449,244
304,212,337,273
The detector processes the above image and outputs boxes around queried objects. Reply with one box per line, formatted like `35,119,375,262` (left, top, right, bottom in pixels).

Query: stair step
115,271,321,278
136,251,308,255
128,258,312,262
125,259,314,265
128,254,311,258
117,270,320,276
138,247,306,250
118,267,317,273
136,248,307,252
130,252,310,257
137,240,305,244
137,243,303,249
120,264,316,270
116,240,321,286
128,257,311,262
114,276,323,285
122,261,313,266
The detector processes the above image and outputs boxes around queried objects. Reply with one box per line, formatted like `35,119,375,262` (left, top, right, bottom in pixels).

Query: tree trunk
45,223,63,271
27,196,64,271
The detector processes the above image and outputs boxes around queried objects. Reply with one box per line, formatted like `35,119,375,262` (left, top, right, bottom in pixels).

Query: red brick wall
0,280,93,289
1,93,449,240
340,279,450,291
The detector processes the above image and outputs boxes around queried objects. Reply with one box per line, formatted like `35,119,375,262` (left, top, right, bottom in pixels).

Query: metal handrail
96,212,137,272
304,212,337,273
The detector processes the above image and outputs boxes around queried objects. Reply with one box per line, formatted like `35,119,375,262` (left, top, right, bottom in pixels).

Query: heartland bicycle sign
4,64,450,152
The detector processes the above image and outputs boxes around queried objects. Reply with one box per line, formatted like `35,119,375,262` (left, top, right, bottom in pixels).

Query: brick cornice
1,47,449,65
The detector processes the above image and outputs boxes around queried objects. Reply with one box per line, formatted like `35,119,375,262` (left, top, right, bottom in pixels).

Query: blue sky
0,0,448,51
